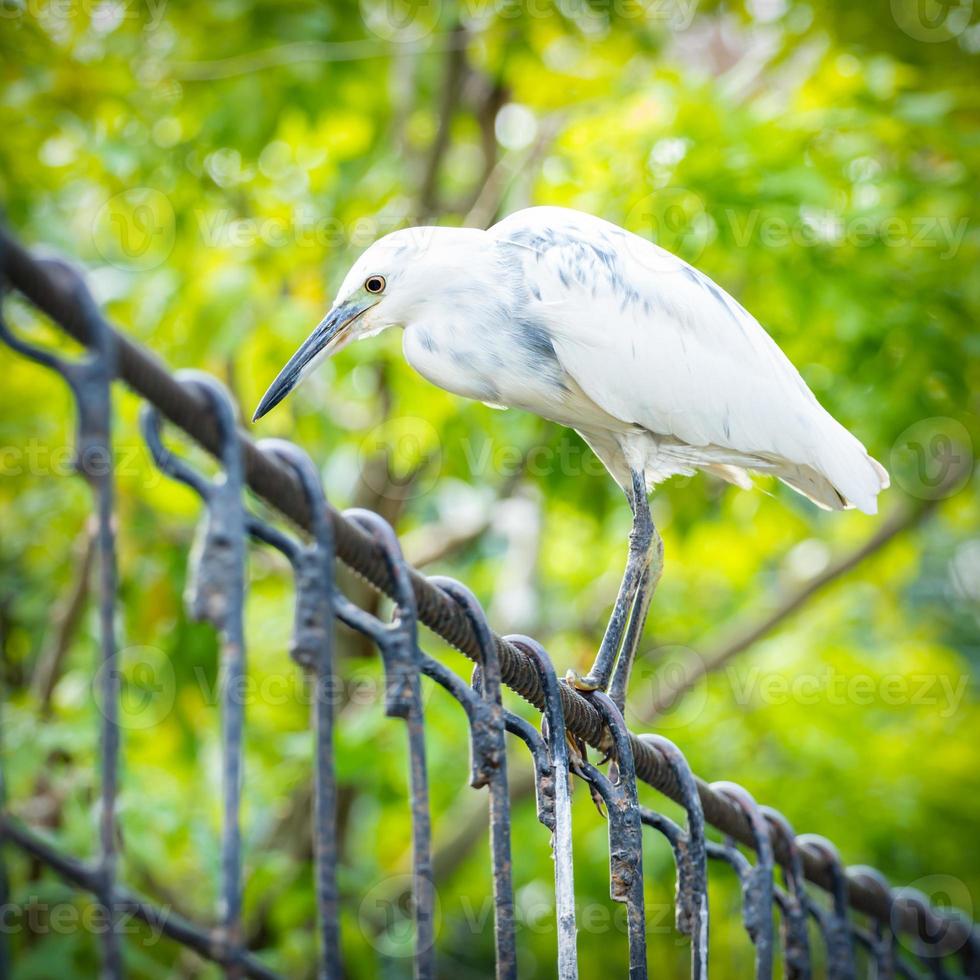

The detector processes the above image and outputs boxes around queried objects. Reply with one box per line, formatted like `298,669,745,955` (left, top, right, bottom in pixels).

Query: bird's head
252,225,490,421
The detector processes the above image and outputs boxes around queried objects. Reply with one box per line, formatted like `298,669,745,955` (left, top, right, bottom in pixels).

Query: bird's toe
565,669,601,692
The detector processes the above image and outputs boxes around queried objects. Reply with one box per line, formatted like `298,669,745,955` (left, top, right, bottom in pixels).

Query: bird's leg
609,521,663,712
567,468,658,704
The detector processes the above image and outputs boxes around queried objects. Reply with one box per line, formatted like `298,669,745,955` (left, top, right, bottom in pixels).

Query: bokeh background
1,0,978,975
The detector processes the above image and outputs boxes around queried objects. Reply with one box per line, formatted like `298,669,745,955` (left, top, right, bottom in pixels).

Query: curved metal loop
760,806,812,980
257,439,331,542
476,669,552,825
343,509,419,718
345,507,417,615
506,635,578,980
0,253,123,976
0,255,113,365
639,734,709,979
141,371,247,631
254,440,334,671
413,647,516,849
505,636,567,831
140,370,247,969
141,370,241,491
242,439,343,980
430,578,503,699
325,508,434,978
848,865,897,979
426,577,516,980
0,258,116,485
576,691,647,980
798,834,857,980
711,781,775,979
427,577,508,782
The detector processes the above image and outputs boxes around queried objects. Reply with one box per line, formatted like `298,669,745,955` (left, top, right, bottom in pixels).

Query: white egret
253,206,888,709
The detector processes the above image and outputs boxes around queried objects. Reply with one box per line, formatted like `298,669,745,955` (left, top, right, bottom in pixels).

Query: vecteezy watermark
890,417,973,500
357,874,683,955
92,188,176,272
623,645,709,731
194,207,440,255
0,897,168,945
356,423,620,503
358,874,442,957
726,665,968,718
623,188,713,271
459,433,608,480
893,875,974,956
890,0,975,43
455,894,683,938
0,0,168,32
724,210,969,260
92,655,442,730
358,0,439,41
93,645,177,731
195,208,386,252
356,0,698,41
357,416,443,502
462,0,699,28
0,440,163,487
189,664,441,712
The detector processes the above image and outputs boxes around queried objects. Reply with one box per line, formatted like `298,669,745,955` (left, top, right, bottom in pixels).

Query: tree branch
642,493,945,720
418,22,469,220
32,522,96,715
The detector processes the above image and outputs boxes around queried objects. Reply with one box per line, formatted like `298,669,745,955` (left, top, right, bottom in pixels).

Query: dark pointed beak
252,299,370,422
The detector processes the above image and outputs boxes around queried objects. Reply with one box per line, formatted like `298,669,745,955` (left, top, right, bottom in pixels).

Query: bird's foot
565,668,603,692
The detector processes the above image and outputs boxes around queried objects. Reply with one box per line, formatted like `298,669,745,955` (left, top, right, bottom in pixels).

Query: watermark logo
893,875,974,956
890,417,973,500
726,664,967,717
358,874,441,956
94,645,176,730
93,187,175,271
0,897,167,945
358,416,442,501
624,645,708,730
0,0,168,31
0,440,163,488
359,0,441,41
623,188,711,272
724,209,968,259
890,0,974,42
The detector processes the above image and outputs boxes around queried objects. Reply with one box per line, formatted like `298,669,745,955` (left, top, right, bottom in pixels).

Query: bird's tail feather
774,448,888,514
776,465,849,511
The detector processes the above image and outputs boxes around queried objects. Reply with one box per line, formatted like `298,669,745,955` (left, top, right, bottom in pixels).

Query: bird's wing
490,206,888,513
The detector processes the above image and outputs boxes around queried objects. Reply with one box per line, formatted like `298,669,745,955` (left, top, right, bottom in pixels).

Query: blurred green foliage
1,0,978,975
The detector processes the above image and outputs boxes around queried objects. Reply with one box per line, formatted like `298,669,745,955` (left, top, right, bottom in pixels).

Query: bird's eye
365,275,386,294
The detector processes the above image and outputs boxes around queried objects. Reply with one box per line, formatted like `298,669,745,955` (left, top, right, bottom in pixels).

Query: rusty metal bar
141,375,249,976
711,782,776,978
638,733,709,978
761,806,812,979
572,692,647,978
0,266,123,977
508,634,578,978
240,439,345,979
430,577,516,980
341,510,435,979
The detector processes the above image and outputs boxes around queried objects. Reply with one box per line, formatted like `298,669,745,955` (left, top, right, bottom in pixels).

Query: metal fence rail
0,225,977,978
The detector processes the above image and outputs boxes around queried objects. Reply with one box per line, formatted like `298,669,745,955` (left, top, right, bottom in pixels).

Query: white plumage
254,204,888,704
487,207,888,513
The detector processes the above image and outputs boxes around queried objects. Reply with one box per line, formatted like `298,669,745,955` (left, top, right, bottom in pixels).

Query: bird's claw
565,669,602,692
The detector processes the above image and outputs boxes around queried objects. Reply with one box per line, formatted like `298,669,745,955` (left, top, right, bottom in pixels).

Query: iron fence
0,225,977,979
